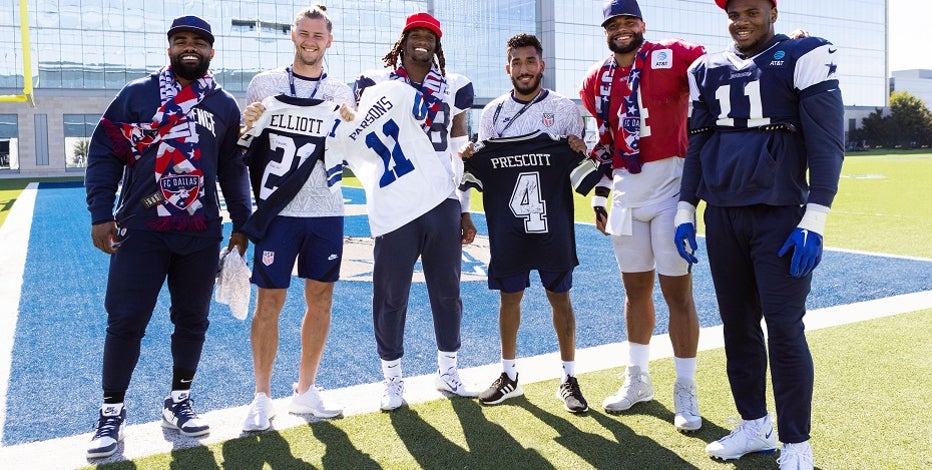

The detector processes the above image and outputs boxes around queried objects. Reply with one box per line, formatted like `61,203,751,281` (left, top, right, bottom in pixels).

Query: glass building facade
0,0,888,175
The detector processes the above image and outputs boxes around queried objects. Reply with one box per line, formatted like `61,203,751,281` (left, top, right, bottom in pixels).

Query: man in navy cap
85,14,250,458
580,0,706,432
677,0,842,467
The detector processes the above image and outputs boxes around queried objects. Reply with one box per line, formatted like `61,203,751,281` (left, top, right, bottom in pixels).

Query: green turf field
2,153,930,469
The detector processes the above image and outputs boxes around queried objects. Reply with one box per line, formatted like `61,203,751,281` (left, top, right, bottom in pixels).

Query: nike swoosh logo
765,428,774,439
180,379,192,383
828,48,837,54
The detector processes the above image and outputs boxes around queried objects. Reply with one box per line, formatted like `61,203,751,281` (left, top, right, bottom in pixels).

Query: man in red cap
579,0,706,432
676,0,843,468
352,12,479,411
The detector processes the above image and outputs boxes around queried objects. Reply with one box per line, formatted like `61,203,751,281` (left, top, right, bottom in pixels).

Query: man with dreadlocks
353,11,479,411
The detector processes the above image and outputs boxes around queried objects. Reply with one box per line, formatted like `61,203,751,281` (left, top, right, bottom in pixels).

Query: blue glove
674,222,698,265
674,202,699,265
778,228,823,278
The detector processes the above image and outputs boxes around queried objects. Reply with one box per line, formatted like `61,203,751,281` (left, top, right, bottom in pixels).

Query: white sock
381,358,402,379
561,361,575,383
502,359,517,381
674,356,697,385
438,350,457,372
628,342,650,373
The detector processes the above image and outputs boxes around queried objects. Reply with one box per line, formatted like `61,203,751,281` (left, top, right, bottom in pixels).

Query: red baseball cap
403,12,442,38
715,0,776,9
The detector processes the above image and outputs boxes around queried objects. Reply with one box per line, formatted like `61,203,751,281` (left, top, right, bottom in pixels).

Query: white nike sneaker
288,383,342,418
706,415,778,460
242,392,275,432
673,380,702,431
435,366,481,398
380,377,405,411
777,441,814,470
603,366,654,412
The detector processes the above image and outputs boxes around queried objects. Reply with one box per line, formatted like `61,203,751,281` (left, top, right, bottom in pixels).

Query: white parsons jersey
478,89,584,140
245,67,355,217
327,81,456,237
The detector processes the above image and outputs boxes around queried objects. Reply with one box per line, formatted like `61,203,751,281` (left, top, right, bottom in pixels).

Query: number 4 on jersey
510,171,548,233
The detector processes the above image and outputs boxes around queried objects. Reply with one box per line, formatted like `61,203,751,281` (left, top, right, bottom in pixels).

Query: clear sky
888,0,930,72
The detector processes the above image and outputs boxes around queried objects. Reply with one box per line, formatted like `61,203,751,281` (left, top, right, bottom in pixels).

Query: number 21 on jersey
510,171,548,233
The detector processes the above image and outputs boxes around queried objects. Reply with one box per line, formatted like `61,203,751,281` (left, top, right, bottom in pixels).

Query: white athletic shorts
610,196,689,277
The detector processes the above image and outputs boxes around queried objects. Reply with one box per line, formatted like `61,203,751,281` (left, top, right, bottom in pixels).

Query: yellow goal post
0,0,34,106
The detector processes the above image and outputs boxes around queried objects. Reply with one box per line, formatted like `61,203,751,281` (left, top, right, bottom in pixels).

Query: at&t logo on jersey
651,49,672,69
770,50,787,67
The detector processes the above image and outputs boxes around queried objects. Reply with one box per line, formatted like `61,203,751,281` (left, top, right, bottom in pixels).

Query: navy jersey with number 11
461,131,599,277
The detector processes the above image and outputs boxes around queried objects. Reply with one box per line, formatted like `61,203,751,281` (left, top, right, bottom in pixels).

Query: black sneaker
161,392,210,437
87,404,126,459
557,376,589,413
478,372,524,405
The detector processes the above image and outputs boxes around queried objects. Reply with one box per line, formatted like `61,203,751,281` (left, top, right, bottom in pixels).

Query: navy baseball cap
167,15,214,45
602,0,642,27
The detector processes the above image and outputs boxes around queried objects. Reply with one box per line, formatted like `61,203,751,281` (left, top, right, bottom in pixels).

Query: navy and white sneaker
161,391,210,437
87,404,126,459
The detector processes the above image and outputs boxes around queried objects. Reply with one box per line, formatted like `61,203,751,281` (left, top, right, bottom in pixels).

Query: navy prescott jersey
238,95,340,241
682,34,844,208
327,81,457,237
461,131,598,277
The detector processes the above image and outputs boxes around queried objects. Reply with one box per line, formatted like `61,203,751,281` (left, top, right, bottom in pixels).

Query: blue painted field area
3,182,931,445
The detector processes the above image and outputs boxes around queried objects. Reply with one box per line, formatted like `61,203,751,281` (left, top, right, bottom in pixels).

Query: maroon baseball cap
715,0,776,9
403,12,442,38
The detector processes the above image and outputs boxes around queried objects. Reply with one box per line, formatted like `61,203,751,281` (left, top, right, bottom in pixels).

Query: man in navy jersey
676,0,844,467
238,5,353,432
353,12,480,411
84,15,251,458
580,0,705,432
462,34,591,413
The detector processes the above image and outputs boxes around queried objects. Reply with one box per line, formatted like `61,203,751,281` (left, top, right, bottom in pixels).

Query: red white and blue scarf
595,44,650,174
389,65,447,132
101,67,215,231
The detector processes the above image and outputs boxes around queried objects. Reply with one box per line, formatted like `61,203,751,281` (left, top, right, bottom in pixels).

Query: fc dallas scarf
594,44,650,174
101,67,216,231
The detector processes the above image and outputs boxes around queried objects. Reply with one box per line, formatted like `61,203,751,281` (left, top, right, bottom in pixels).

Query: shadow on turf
102,397,804,469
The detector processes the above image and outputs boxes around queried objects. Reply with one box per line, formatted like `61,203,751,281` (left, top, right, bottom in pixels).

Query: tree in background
72,138,89,166
852,91,932,149
888,91,932,148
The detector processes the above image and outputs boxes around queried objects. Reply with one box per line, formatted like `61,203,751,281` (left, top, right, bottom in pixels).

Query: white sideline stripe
0,182,37,446
3,290,931,469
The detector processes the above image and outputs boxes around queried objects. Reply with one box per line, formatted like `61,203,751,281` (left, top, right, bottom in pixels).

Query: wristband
798,203,830,235
674,201,697,227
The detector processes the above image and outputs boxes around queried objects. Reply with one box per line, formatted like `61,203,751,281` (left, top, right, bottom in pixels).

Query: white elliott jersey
478,89,584,140
327,81,456,237
245,67,355,217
